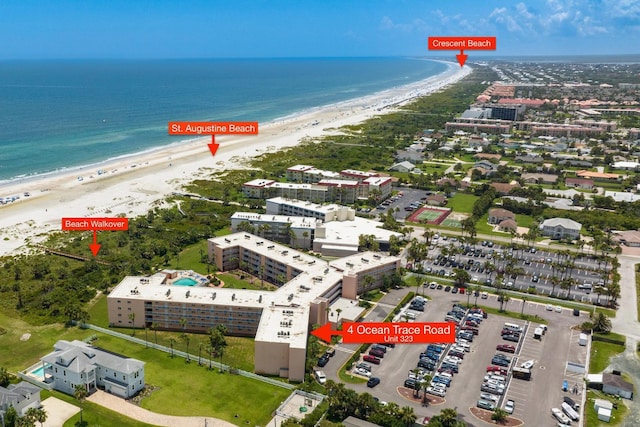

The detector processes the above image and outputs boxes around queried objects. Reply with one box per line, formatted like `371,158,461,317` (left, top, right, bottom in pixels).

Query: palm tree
492,408,508,424
398,405,417,427
152,322,159,344
335,308,343,325
521,296,527,317
592,312,612,333
473,285,481,307
128,312,136,336
169,337,176,358
32,408,47,427
74,384,88,424
179,318,190,362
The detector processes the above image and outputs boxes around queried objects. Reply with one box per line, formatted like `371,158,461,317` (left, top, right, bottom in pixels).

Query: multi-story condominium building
444,118,512,134
243,166,392,203
40,340,145,398
107,233,400,381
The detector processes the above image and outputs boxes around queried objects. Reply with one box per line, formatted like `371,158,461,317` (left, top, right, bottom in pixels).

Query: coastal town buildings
231,198,402,255
107,233,400,381
242,165,392,204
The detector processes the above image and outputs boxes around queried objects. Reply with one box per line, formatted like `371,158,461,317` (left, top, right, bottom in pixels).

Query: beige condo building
107,232,399,382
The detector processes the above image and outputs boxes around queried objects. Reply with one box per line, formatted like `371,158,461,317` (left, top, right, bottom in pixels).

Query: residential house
521,173,559,185
425,194,447,206
472,160,499,176
395,149,423,163
558,159,593,168
388,161,416,173
565,178,594,190
490,182,520,195
488,208,516,225
0,382,41,417
602,373,634,399
514,155,544,165
473,153,502,161
435,177,459,189
40,340,145,399
498,219,517,232
576,170,621,181
539,218,582,240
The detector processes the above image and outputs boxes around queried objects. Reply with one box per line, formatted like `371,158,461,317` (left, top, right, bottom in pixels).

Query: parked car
496,344,516,353
354,367,371,377
317,355,329,367
503,334,520,343
504,399,515,414
363,355,381,364
486,365,508,375
491,357,510,367
480,392,499,402
367,377,381,388
426,386,446,397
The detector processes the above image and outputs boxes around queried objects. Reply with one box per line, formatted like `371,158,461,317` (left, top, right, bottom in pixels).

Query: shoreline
0,61,472,256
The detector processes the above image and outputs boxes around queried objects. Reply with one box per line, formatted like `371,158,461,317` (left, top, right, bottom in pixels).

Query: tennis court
407,206,451,225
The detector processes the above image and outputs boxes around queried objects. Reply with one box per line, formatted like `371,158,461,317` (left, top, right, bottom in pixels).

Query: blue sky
1,0,639,59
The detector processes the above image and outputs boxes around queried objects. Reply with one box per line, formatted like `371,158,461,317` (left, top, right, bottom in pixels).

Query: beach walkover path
88,390,237,427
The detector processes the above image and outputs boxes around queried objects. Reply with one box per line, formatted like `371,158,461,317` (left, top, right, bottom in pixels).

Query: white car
504,399,515,414
426,386,446,397
546,304,554,311
480,392,499,402
555,305,563,313
444,356,461,364
521,360,535,369
354,367,371,377
481,291,489,299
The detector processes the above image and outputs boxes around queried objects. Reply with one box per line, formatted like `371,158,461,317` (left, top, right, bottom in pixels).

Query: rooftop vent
258,295,262,303
224,238,231,243
185,290,190,298
166,289,171,297
232,293,236,301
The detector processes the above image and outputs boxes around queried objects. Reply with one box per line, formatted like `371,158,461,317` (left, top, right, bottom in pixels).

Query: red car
486,365,508,375
496,344,516,353
363,355,381,365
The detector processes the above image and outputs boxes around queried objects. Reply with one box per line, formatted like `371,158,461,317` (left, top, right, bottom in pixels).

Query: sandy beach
0,61,471,256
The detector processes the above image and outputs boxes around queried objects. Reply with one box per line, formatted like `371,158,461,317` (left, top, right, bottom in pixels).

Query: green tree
592,312,612,333
427,407,466,427
209,324,228,371
74,384,88,425
492,408,508,424
0,366,11,387
128,312,136,336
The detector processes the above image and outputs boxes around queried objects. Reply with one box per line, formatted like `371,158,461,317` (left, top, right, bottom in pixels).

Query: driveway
41,397,80,427
87,390,236,427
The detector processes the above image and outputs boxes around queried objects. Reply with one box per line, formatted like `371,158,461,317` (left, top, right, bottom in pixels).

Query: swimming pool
31,366,45,379
174,277,198,286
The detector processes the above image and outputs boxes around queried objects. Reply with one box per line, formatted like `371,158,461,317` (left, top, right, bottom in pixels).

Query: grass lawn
88,294,257,372
446,193,478,214
89,333,290,426
590,338,626,373
166,240,212,275
585,390,628,426
40,391,157,427
87,293,110,328
216,272,278,291
0,312,91,373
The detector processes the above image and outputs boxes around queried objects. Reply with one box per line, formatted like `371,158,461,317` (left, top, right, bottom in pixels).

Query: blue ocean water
0,58,447,182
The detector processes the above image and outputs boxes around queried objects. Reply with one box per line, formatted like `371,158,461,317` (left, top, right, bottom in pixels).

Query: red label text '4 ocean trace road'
168,121,259,157
427,36,497,67
62,217,129,257
312,322,455,344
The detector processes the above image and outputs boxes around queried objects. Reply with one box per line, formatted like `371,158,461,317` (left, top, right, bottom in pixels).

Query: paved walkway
41,397,80,427
87,390,237,427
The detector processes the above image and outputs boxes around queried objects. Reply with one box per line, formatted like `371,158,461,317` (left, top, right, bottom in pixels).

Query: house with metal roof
540,218,582,240
40,340,144,398
0,382,41,417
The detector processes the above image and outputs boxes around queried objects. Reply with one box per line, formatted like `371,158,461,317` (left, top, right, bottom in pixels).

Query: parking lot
329,285,590,425
421,239,608,304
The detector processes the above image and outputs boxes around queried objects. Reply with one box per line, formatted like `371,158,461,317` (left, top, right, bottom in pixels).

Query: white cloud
516,3,535,20
379,16,421,32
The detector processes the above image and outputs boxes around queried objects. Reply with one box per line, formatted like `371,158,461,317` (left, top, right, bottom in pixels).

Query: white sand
0,62,472,256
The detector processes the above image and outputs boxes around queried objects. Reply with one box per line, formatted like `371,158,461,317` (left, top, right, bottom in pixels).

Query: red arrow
456,49,468,67
208,135,220,157
89,230,101,257
311,323,342,343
